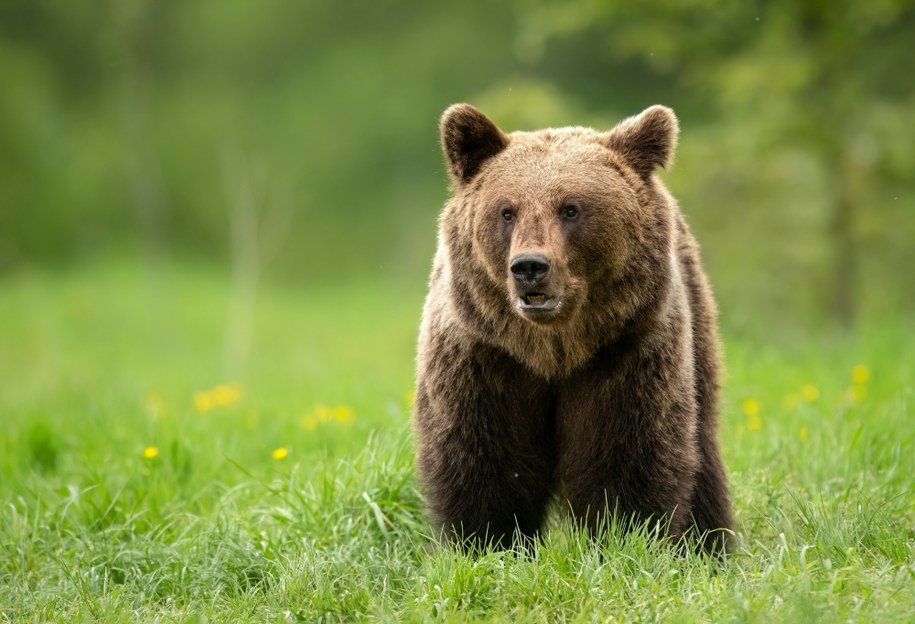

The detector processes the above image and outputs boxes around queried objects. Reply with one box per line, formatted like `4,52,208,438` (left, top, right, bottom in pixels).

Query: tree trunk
830,153,860,329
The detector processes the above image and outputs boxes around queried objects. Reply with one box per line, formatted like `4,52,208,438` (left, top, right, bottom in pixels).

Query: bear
413,103,733,555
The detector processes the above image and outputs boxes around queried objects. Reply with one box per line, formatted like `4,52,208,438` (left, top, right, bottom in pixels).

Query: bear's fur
413,103,733,554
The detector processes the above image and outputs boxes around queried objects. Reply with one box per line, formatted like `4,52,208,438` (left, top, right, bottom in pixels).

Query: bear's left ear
603,105,679,180
440,104,510,185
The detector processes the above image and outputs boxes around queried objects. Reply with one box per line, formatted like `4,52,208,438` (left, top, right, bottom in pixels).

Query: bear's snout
509,252,563,322
510,253,551,287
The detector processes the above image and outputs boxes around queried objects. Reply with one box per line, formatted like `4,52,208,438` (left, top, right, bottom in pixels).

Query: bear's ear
440,104,509,185
603,105,679,180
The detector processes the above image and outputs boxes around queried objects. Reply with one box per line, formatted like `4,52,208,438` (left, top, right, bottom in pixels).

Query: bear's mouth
516,292,561,319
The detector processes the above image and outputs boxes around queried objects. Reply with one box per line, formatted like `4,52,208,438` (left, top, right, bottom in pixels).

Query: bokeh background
2,0,914,335
2,6,914,619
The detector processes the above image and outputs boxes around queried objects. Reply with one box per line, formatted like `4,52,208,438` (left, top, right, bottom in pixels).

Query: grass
1,256,913,622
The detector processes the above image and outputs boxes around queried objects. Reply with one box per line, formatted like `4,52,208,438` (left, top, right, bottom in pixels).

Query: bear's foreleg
557,343,701,544
414,338,556,550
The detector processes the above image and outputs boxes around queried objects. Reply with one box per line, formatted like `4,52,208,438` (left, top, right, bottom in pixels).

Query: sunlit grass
1,257,913,622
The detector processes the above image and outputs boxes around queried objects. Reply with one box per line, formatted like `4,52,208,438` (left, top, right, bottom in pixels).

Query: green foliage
1,261,913,621
1,2,913,327
0,1,521,281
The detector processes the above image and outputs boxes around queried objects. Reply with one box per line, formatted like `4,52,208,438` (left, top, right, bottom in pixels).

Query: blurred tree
1,1,913,330
0,1,522,278
516,0,915,327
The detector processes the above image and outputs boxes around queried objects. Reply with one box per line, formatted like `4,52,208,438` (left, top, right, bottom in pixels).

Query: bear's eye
561,204,580,220
501,208,514,223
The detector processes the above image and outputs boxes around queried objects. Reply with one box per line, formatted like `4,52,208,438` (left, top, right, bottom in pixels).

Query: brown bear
413,103,733,554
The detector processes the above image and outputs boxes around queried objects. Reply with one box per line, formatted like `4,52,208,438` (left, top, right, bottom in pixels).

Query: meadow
1,257,913,623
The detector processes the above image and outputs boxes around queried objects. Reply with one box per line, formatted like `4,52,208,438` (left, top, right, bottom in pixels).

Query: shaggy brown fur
413,104,733,554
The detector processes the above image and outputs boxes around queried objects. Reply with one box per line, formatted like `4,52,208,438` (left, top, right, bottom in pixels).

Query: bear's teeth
525,293,547,303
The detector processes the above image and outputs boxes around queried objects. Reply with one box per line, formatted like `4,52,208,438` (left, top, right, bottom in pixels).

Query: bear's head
438,104,682,376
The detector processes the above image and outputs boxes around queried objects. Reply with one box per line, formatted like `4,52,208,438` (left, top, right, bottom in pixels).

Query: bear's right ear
440,104,509,185
603,105,679,181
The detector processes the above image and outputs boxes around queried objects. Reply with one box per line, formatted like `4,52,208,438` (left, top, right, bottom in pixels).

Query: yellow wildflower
405,390,416,407
194,384,242,412
272,447,289,460
800,385,819,402
212,384,241,406
301,404,354,429
851,365,870,385
742,398,762,430
333,406,354,424
194,391,214,412
143,446,159,459
798,426,809,442
742,398,760,418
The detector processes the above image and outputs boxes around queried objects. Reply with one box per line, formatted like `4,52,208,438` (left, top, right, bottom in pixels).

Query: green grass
1,258,913,623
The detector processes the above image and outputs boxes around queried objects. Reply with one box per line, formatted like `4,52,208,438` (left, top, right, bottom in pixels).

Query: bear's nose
510,253,551,286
